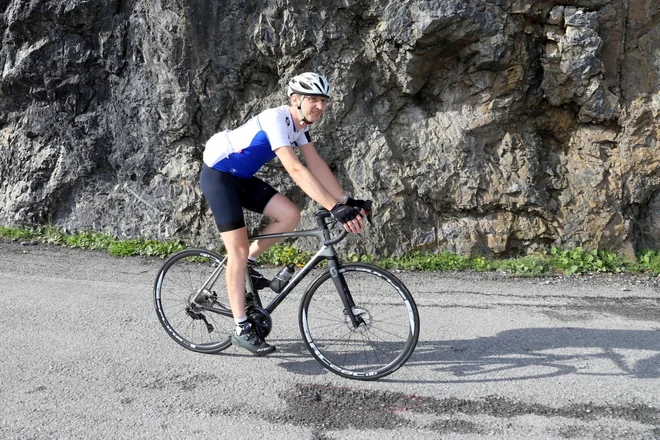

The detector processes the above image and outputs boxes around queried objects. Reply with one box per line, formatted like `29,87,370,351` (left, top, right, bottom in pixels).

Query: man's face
295,95,328,123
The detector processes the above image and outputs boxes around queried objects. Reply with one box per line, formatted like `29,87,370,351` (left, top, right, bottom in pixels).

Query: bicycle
153,203,420,380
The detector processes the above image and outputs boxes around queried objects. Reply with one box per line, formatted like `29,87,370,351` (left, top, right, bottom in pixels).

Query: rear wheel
154,249,234,353
299,263,419,380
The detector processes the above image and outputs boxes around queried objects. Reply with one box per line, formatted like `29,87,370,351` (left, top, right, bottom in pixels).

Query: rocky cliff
1,0,658,257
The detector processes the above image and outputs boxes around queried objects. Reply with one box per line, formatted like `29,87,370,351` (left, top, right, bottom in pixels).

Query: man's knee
222,238,250,263
227,247,249,263
270,203,300,227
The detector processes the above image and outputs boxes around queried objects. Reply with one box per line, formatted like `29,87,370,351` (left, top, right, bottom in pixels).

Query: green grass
259,243,312,267
496,255,553,276
106,238,186,257
0,226,185,259
548,246,630,275
1,225,659,276
637,249,660,275
377,251,474,271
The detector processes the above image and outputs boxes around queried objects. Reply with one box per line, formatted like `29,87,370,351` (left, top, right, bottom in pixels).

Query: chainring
246,305,272,339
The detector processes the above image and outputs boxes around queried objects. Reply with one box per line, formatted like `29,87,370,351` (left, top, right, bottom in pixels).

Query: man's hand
331,203,365,233
345,198,373,225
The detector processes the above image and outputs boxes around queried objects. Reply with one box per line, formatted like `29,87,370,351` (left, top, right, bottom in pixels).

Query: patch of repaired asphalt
274,383,660,435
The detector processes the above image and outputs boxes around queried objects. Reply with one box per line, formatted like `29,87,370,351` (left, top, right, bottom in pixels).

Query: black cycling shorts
200,163,278,232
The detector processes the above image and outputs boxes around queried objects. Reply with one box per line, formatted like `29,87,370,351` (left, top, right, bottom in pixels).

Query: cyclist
200,72,369,356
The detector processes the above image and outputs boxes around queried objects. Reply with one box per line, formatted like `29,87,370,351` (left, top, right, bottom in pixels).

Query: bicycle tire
299,263,419,380
154,249,234,353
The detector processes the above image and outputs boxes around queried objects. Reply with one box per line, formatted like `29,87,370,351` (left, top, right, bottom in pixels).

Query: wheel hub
190,288,215,306
345,307,372,332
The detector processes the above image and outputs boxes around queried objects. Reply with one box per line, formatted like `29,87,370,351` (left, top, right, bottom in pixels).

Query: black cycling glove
346,198,374,224
345,197,367,209
330,203,360,224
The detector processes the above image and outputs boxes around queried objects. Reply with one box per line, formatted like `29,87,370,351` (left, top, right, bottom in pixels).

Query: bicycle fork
327,259,364,328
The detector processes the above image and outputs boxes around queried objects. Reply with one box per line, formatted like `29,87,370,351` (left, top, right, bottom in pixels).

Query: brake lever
361,200,373,225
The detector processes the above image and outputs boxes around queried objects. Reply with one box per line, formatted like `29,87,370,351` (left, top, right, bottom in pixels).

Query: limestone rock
0,0,659,258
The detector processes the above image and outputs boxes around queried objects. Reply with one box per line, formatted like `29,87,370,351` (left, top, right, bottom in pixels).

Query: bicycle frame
196,213,363,326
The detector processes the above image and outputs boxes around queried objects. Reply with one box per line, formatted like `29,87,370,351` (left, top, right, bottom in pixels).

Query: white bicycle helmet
287,72,331,98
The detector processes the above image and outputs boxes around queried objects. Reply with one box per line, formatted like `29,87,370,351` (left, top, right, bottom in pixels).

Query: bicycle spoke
300,263,419,380
154,249,233,353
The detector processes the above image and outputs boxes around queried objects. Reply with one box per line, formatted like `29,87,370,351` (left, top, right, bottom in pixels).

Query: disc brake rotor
344,307,372,332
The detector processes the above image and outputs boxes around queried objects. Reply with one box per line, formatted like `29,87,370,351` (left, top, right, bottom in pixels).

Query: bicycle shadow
406,327,660,384
271,327,660,383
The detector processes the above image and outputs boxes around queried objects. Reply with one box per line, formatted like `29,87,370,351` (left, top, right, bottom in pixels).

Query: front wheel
299,263,420,380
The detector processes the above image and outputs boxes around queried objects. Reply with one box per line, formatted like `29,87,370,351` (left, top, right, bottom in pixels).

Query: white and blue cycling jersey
203,105,311,179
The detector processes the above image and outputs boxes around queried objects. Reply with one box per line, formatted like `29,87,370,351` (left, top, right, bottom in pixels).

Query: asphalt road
1,240,659,439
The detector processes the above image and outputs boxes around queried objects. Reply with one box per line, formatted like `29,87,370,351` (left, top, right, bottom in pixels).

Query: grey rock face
0,0,659,258
540,5,620,123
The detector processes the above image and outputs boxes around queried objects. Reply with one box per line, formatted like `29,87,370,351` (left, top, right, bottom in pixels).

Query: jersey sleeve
293,127,312,147
258,109,293,151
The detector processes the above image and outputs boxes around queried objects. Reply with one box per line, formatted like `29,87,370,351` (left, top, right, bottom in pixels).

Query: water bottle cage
269,265,295,293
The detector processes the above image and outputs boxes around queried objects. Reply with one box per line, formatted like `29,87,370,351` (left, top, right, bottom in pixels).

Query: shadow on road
273,328,660,383
401,327,660,383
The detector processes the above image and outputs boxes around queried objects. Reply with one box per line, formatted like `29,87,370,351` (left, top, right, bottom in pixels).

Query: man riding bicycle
200,72,369,356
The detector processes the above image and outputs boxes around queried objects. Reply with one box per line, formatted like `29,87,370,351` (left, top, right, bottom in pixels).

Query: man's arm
276,144,365,232
274,145,341,210
298,143,347,201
